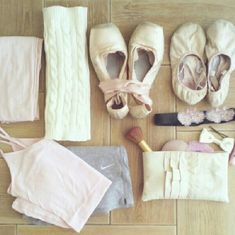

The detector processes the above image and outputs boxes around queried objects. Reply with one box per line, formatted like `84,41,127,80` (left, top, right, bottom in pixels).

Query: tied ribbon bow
99,79,152,106
199,128,234,153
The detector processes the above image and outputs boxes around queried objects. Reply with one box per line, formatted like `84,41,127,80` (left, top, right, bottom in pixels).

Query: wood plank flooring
0,1,235,235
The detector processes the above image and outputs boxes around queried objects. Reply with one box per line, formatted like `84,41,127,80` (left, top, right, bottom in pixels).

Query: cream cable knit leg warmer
43,6,90,141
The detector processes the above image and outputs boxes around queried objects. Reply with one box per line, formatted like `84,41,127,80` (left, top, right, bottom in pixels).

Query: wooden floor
0,0,235,235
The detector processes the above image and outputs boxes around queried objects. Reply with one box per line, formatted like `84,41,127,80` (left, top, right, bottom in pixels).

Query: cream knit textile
43,6,90,141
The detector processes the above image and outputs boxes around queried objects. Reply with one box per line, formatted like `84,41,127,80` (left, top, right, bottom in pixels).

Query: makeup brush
125,126,152,152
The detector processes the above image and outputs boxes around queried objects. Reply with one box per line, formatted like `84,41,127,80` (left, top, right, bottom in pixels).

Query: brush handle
138,140,152,152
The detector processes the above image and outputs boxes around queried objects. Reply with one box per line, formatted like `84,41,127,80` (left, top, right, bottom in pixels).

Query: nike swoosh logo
100,163,114,170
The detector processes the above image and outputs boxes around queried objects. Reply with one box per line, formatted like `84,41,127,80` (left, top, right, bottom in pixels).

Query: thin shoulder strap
0,126,26,149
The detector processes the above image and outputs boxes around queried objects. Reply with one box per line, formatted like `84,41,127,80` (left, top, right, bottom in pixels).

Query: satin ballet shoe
90,23,128,119
128,22,164,118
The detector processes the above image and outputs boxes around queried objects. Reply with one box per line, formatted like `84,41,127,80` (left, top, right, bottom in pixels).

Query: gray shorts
68,145,134,214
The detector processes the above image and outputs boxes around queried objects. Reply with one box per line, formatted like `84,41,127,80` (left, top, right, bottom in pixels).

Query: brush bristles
125,126,144,144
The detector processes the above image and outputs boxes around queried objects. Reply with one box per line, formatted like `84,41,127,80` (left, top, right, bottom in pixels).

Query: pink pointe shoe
128,22,164,118
90,23,129,119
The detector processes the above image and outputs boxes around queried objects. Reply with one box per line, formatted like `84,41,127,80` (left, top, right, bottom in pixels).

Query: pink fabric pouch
0,127,111,232
0,37,43,123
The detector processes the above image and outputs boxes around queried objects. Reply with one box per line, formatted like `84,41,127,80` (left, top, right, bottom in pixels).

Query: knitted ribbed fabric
43,6,90,141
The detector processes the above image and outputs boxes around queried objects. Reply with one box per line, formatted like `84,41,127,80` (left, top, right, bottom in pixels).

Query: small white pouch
142,151,229,202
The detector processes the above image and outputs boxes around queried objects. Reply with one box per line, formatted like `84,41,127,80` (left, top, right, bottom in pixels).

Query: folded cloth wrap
0,36,42,123
23,145,134,226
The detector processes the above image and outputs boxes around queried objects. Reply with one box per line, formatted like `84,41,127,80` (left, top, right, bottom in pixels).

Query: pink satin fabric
0,37,42,123
0,127,111,232
99,79,152,106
